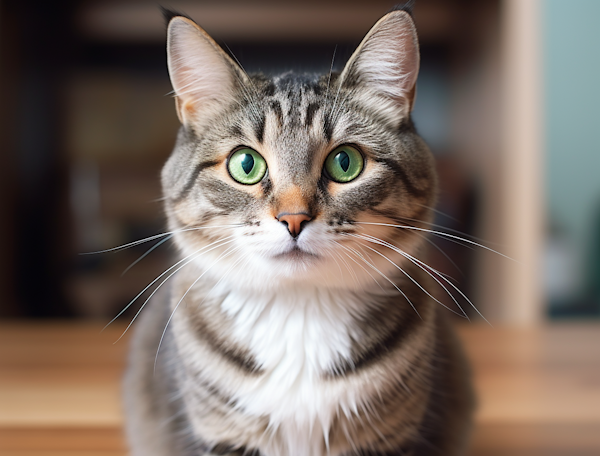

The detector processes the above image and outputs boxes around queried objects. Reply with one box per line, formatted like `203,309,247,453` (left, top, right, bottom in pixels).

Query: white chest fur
219,287,366,456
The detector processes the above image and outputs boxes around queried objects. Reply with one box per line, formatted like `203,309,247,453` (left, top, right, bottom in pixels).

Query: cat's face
162,11,436,291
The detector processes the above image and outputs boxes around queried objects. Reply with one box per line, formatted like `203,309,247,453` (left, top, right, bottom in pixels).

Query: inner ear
338,10,420,122
166,16,248,125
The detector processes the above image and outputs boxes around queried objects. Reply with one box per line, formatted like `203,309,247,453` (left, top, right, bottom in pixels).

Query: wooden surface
1,321,599,455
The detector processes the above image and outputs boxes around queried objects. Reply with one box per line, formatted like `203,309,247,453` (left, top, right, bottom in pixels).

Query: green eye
324,145,364,183
228,148,267,185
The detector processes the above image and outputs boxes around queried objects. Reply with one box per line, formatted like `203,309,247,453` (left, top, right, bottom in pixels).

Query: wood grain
1,321,599,455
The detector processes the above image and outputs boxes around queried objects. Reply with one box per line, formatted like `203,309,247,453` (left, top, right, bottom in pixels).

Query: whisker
416,233,464,280
352,232,490,324
334,242,384,290
330,243,359,282
388,222,478,253
81,224,242,255
216,46,264,124
154,244,244,372
323,244,349,284
413,202,460,223
104,235,237,335
224,44,252,82
355,243,401,285
401,249,491,325
395,215,494,245
343,246,384,289
355,221,513,260
350,233,468,320
347,234,466,319
121,235,173,277
83,232,174,255
329,70,345,124
104,247,205,331
114,237,238,342
336,239,421,319
324,45,337,102
327,245,345,278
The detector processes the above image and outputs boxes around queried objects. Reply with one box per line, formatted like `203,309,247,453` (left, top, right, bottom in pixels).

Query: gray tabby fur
124,7,474,456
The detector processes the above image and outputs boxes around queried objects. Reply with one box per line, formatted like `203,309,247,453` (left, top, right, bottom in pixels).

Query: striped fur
124,8,474,456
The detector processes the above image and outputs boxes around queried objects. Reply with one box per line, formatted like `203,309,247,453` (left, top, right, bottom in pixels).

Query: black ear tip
391,0,416,17
160,6,193,27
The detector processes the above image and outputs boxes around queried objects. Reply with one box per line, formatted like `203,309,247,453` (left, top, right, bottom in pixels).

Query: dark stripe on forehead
229,123,242,137
305,102,320,128
286,88,302,127
170,159,220,203
311,82,324,96
263,81,276,97
270,100,283,127
323,113,333,142
253,112,266,143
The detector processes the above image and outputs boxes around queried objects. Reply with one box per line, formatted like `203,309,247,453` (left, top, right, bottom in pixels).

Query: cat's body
124,6,474,456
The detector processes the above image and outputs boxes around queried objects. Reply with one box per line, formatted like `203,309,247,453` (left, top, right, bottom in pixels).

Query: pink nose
277,212,313,238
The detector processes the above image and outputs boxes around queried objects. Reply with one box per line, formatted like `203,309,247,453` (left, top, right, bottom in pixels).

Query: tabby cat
124,5,474,456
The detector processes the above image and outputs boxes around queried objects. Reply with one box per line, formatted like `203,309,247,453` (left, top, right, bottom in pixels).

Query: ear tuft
160,6,190,27
391,0,416,18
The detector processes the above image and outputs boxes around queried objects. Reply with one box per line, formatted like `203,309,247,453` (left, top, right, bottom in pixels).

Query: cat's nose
277,212,313,238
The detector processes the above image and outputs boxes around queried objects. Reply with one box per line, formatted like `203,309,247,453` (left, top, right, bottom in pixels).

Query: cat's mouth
273,245,319,260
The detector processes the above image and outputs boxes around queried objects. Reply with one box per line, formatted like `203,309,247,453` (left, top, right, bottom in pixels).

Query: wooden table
1,322,599,455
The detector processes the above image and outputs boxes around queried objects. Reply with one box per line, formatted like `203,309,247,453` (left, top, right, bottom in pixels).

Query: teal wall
544,0,600,305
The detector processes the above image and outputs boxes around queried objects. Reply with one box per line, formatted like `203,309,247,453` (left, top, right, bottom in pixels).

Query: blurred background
0,0,600,324
1,1,599,455
2,0,598,324
0,0,597,324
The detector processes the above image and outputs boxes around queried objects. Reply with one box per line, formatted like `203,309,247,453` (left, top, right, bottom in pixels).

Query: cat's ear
339,10,419,123
166,15,248,125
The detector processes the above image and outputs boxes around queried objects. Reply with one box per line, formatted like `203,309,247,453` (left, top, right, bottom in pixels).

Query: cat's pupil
241,154,254,174
338,152,350,172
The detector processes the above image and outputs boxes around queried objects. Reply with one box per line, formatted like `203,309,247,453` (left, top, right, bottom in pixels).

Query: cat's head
161,8,437,291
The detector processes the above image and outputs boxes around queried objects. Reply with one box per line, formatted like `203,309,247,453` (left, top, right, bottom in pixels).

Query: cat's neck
219,284,359,368
176,272,377,375
176,261,405,374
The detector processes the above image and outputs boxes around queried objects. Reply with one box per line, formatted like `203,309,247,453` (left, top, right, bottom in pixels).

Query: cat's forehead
267,73,326,127
271,72,323,94
238,73,332,181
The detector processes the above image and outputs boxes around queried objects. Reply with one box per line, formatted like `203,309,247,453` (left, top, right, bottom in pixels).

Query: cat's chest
221,288,361,423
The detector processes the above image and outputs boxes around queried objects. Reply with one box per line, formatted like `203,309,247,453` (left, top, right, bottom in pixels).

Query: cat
123,4,474,456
